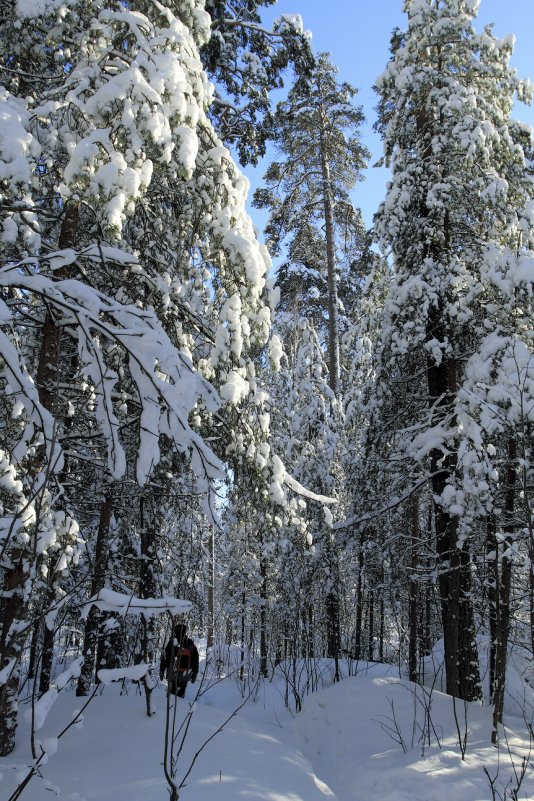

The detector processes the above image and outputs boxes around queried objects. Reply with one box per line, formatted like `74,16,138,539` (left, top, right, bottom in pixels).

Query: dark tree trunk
303,604,313,658
0,553,25,756
27,619,41,681
0,203,80,753
207,525,215,649
240,589,246,683
487,517,498,705
326,582,341,680
139,495,158,717
429,351,481,701
379,593,385,663
421,506,434,658
77,492,113,696
367,589,375,661
320,134,340,396
259,557,268,678
38,618,55,696
316,95,341,674
411,54,481,702
491,440,516,743
408,496,419,683
354,530,365,660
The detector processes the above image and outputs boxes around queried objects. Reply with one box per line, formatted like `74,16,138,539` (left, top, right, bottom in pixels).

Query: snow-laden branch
283,471,336,505
98,663,150,684
82,589,193,619
1,249,224,487
24,657,84,732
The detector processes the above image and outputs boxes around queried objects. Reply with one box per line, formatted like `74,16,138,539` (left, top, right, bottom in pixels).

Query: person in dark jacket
159,623,199,698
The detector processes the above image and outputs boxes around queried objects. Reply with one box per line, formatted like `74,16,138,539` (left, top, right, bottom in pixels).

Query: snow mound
290,674,534,801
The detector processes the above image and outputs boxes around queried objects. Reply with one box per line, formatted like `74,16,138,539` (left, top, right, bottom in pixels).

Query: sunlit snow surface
1,656,533,801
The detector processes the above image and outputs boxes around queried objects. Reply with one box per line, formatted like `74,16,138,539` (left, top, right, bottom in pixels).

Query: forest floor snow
1,659,534,801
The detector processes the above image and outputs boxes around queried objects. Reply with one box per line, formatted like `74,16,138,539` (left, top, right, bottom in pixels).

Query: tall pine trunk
139,495,158,717
491,439,516,742
207,526,215,649
354,529,365,660
0,555,26,755
259,557,268,678
318,100,341,674
429,346,481,701
408,496,419,683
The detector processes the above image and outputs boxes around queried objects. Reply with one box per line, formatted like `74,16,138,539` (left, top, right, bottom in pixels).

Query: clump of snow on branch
82,589,193,619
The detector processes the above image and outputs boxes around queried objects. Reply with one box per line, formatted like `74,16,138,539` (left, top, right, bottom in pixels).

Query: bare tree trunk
367,589,375,661
207,526,215,650
354,530,365,660
77,492,113,696
38,614,55,696
421,506,434,658
304,605,313,658
27,619,41,681
316,94,342,673
518,437,534,667
487,516,498,705
139,495,158,717
326,580,341,680
259,557,268,678
240,589,246,683
408,496,419,683
491,439,516,743
320,123,340,396
379,592,385,663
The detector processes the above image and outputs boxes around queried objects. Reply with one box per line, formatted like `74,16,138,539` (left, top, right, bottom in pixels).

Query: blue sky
244,0,534,233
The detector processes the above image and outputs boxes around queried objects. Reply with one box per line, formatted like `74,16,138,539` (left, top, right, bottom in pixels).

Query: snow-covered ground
2,656,534,801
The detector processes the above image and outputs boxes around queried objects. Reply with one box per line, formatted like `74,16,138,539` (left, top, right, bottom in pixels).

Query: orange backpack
173,646,191,677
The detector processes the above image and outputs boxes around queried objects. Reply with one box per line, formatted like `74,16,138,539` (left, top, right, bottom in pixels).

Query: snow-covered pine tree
254,52,369,396
368,0,533,703
0,0,274,753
